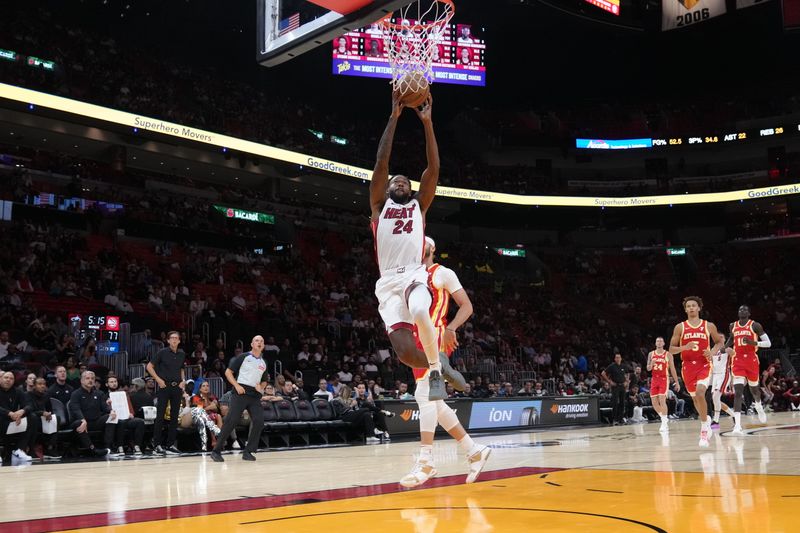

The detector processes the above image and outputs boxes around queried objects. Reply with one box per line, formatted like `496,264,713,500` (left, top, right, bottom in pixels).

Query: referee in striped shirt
210,336,269,462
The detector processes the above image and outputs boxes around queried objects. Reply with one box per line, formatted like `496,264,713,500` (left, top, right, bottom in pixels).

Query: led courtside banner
3,83,800,208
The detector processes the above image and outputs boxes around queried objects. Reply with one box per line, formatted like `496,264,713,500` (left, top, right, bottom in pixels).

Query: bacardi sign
213,205,275,224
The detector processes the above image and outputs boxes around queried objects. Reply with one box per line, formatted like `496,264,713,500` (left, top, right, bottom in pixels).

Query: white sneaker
731,425,744,435
383,431,391,440
400,460,437,488
698,429,710,447
134,446,143,455
231,440,241,450
755,403,767,423
374,428,384,437
12,449,32,462
466,446,491,484
365,436,381,444
117,446,125,456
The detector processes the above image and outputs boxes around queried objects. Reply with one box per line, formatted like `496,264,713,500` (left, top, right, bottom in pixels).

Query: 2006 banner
662,0,726,31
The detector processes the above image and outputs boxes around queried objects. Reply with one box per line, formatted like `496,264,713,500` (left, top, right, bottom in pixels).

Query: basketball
396,71,430,108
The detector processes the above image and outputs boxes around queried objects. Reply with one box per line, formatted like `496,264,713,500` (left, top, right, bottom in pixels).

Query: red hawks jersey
649,350,669,382
681,320,710,362
411,263,464,381
732,320,758,360
371,197,425,272
427,263,463,329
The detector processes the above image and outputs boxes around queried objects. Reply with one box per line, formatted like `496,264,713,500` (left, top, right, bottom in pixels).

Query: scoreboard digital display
578,121,795,151
68,314,121,354
332,21,486,86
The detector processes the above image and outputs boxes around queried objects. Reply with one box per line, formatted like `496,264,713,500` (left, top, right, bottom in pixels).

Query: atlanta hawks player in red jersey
400,237,490,488
725,305,771,433
669,296,725,447
369,91,465,401
646,336,681,433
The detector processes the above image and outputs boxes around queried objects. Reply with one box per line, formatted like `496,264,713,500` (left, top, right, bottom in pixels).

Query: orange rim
378,0,455,32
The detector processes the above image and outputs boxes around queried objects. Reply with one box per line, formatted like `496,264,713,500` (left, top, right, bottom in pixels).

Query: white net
380,0,454,93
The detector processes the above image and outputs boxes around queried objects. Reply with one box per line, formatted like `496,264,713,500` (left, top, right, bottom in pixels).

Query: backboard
257,0,414,67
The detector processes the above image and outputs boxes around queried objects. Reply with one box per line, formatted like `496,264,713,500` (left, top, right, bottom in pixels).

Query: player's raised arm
370,93,404,219
414,95,439,213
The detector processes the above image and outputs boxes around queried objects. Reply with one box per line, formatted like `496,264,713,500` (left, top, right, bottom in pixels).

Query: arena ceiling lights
2,82,800,209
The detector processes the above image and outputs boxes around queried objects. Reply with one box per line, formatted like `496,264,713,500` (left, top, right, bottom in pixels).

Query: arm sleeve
757,334,771,348
436,267,463,294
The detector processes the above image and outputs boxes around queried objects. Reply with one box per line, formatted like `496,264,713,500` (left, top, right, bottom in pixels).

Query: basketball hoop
379,0,454,94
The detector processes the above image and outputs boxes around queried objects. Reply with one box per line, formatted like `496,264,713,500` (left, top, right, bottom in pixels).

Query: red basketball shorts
681,358,712,396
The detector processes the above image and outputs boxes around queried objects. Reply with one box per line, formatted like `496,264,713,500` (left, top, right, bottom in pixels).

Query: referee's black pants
213,392,264,453
611,384,626,423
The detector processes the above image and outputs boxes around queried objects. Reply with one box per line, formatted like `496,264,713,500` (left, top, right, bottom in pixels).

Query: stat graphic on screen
331,21,486,87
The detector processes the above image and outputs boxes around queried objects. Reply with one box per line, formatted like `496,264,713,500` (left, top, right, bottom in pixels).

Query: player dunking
709,340,734,430
669,296,724,447
646,336,681,433
725,305,770,434
370,92,465,401
400,237,490,487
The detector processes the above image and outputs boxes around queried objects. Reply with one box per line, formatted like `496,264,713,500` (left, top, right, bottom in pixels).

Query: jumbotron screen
331,21,486,87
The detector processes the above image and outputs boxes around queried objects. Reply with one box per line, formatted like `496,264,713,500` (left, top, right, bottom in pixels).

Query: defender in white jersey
369,91,465,401
710,342,734,429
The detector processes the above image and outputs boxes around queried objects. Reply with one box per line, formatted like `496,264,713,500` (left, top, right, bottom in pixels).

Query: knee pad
436,402,459,431
418,399,438,433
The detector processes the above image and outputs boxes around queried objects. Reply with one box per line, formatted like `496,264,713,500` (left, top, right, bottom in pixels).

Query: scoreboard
332,21,486,86
68,314,122,355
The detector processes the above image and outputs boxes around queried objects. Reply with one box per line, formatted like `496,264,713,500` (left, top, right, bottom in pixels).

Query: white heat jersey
371,197,425,272
712,348,729,375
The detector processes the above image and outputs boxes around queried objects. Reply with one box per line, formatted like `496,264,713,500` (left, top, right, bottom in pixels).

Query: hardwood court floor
2,411,799,533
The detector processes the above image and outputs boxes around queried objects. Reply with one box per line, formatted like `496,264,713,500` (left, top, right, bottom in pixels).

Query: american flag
278,13,300,36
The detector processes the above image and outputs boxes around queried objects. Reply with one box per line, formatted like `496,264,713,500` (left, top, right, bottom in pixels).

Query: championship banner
662,0,726,30
737,0,772,8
